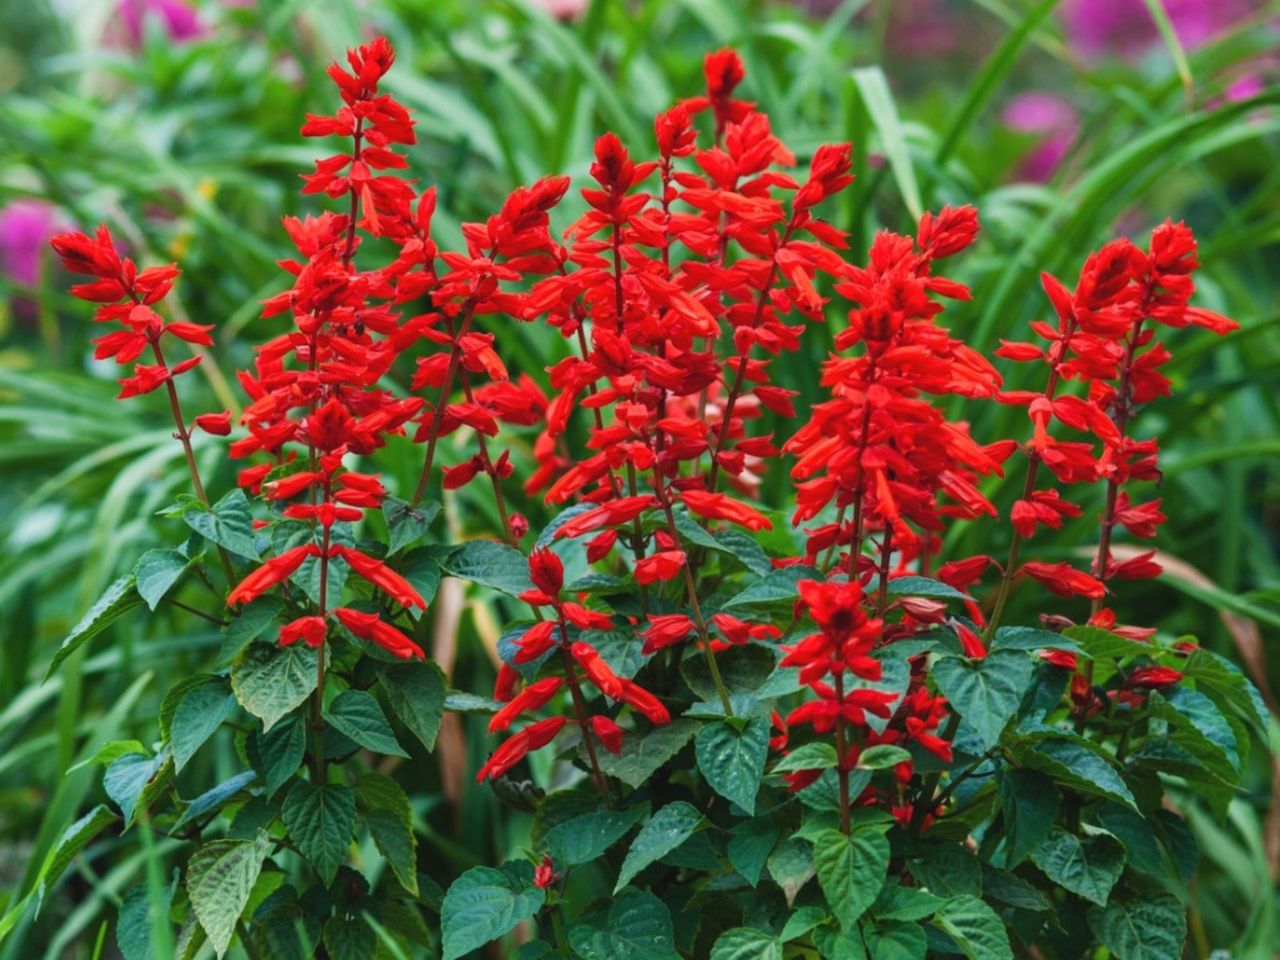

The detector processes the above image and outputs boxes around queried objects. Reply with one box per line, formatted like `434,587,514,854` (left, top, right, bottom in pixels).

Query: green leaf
1181,648,1269,733
857,745,913,770
597,719,699,788
546,805,647,867
863,919,927,960
722,566,818,610
909,845,982,898
104,750,171,826
772,742,839,774
727,818,779,887
813,828,890,929
249,714,306,799
382,497,440,556
567,888,681,960
134,548,192,610
323,915,376,960
1154,686,1241,772
440,540,534,596
998,769,1059,868
356,773,418,897
186,833,271,959
171,679,236,772
872,884,945,922
325,690,408,758
1031,828,1125,905
379,660,446,752
696,717,770,813
881,576,970,602
183,489,260,560
398,546,445,607
175,771,258,830
615,801,704,892
931,651,1034,750
851,66,922,219
46,574,143,678
933,896,1012,960
441,861,545,960
990,627,1081,655
1016,735,1138,809
768,838,815,906
219,597,283,664
710,928,783,960
715,530,773,577
1088,892,1186,960
34,804,118,908
118,881,173,960
779,905,829,942
281,782,356,885
231,642,320,732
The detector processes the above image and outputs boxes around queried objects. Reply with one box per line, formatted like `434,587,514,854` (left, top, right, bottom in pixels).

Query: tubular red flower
333,546,427,609
332,607,424,659
228,545,320,606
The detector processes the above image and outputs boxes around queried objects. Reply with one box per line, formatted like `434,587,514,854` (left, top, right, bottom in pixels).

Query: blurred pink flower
1061,0,1261,59
117,0,209,49
1001,93,1079,182
530,0,589,21
0,200,62,288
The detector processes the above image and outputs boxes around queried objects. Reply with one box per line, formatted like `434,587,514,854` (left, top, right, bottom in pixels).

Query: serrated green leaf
1031,828,1125,905
881,576,970,602
441,862,545,960
780,905,829,942
931,651,1034,751
863,919,927,960
696,717,769,813
998,769,1059,868
715,529,773,577
34,804,118,908
440,540,533,596
990,626,1082,655
615,801,703,893
933,896,1012,960
772,741,838,774
184,489,259,560
813,827,890,929
323,914,376,960
231,642,320,732
117,881,173,960
219,596,283,664
597,719,698,787
1087,892,1186,960
282,782,356,885
546,805,647,866
249,714,305,798
1016,735,1137,809
379,660,446,752
325,690,407,758
722,566,818,609
187,833,271,959
382,497,440,556
857,745,912,770
710,927,782,960
356,773,418,897
568,888,681,960
104,750,171,826
727,818,779,887
768,837,815,906
175,771,258,830
171,679,236,772
47,574,142,678
134,548,192,610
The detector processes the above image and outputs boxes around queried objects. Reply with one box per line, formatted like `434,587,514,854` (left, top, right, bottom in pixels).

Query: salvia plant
16,36,1267,960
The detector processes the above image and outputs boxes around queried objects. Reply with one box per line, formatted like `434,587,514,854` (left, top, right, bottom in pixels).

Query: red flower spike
489,677,564,733
332,608,424,659
228,545,320,606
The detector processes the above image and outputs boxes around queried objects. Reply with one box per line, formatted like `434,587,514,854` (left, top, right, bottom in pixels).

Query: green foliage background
0,0,1277,956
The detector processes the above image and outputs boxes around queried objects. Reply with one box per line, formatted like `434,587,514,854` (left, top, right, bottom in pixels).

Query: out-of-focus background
0,0,1277,956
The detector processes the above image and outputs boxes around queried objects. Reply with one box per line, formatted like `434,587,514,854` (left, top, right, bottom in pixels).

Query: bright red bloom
1125,665,1183,689
227,545,320,606
476,716,567,782
1021,561,1106,600
332,608,424,659
635,550,686,585
489,677,564,733
533,854,559,890
279,616,327,649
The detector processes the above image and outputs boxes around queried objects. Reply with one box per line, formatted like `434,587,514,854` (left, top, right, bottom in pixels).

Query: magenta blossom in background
1061,0,1262,59
117,0,208,49
1001,93,1079,182
0,200,62,289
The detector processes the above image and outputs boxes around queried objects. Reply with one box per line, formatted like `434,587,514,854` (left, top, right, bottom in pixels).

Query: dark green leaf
104,750,171,826
710,928,783,960
356,773,418,897
857,745,913,770
1016,736,1138,809
249,714,305,799
881,576,970,602
931,651,1034,750
998,769,1059,868
990,627,1081,655
325,690,407,758
615,801,704,892
175,771,257,830
47,574,142,678
722,566,818,610
1031,828,1125,905
772,742,838,774
696,717,770,813
440,540,533,596
1087,892,1186,960
568,888,681,960
813,827,890,929
727,818,779,887
546,805,647,867
380,660,447,751
933,896,1012,960
323,914,375,960
231,642,320,732
281,782,356,885
117,881,173,960
171,679,236,772
184,489,259,560
134,548,192,610
767,838,815,906
441,861,545,960
597,719,698,788
863,919,927,960
34,805,118,908
382,497,440,556
219,597,283,665
187,833,271,959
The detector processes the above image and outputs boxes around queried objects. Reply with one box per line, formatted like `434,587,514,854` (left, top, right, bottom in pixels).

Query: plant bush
14,34,1268,960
